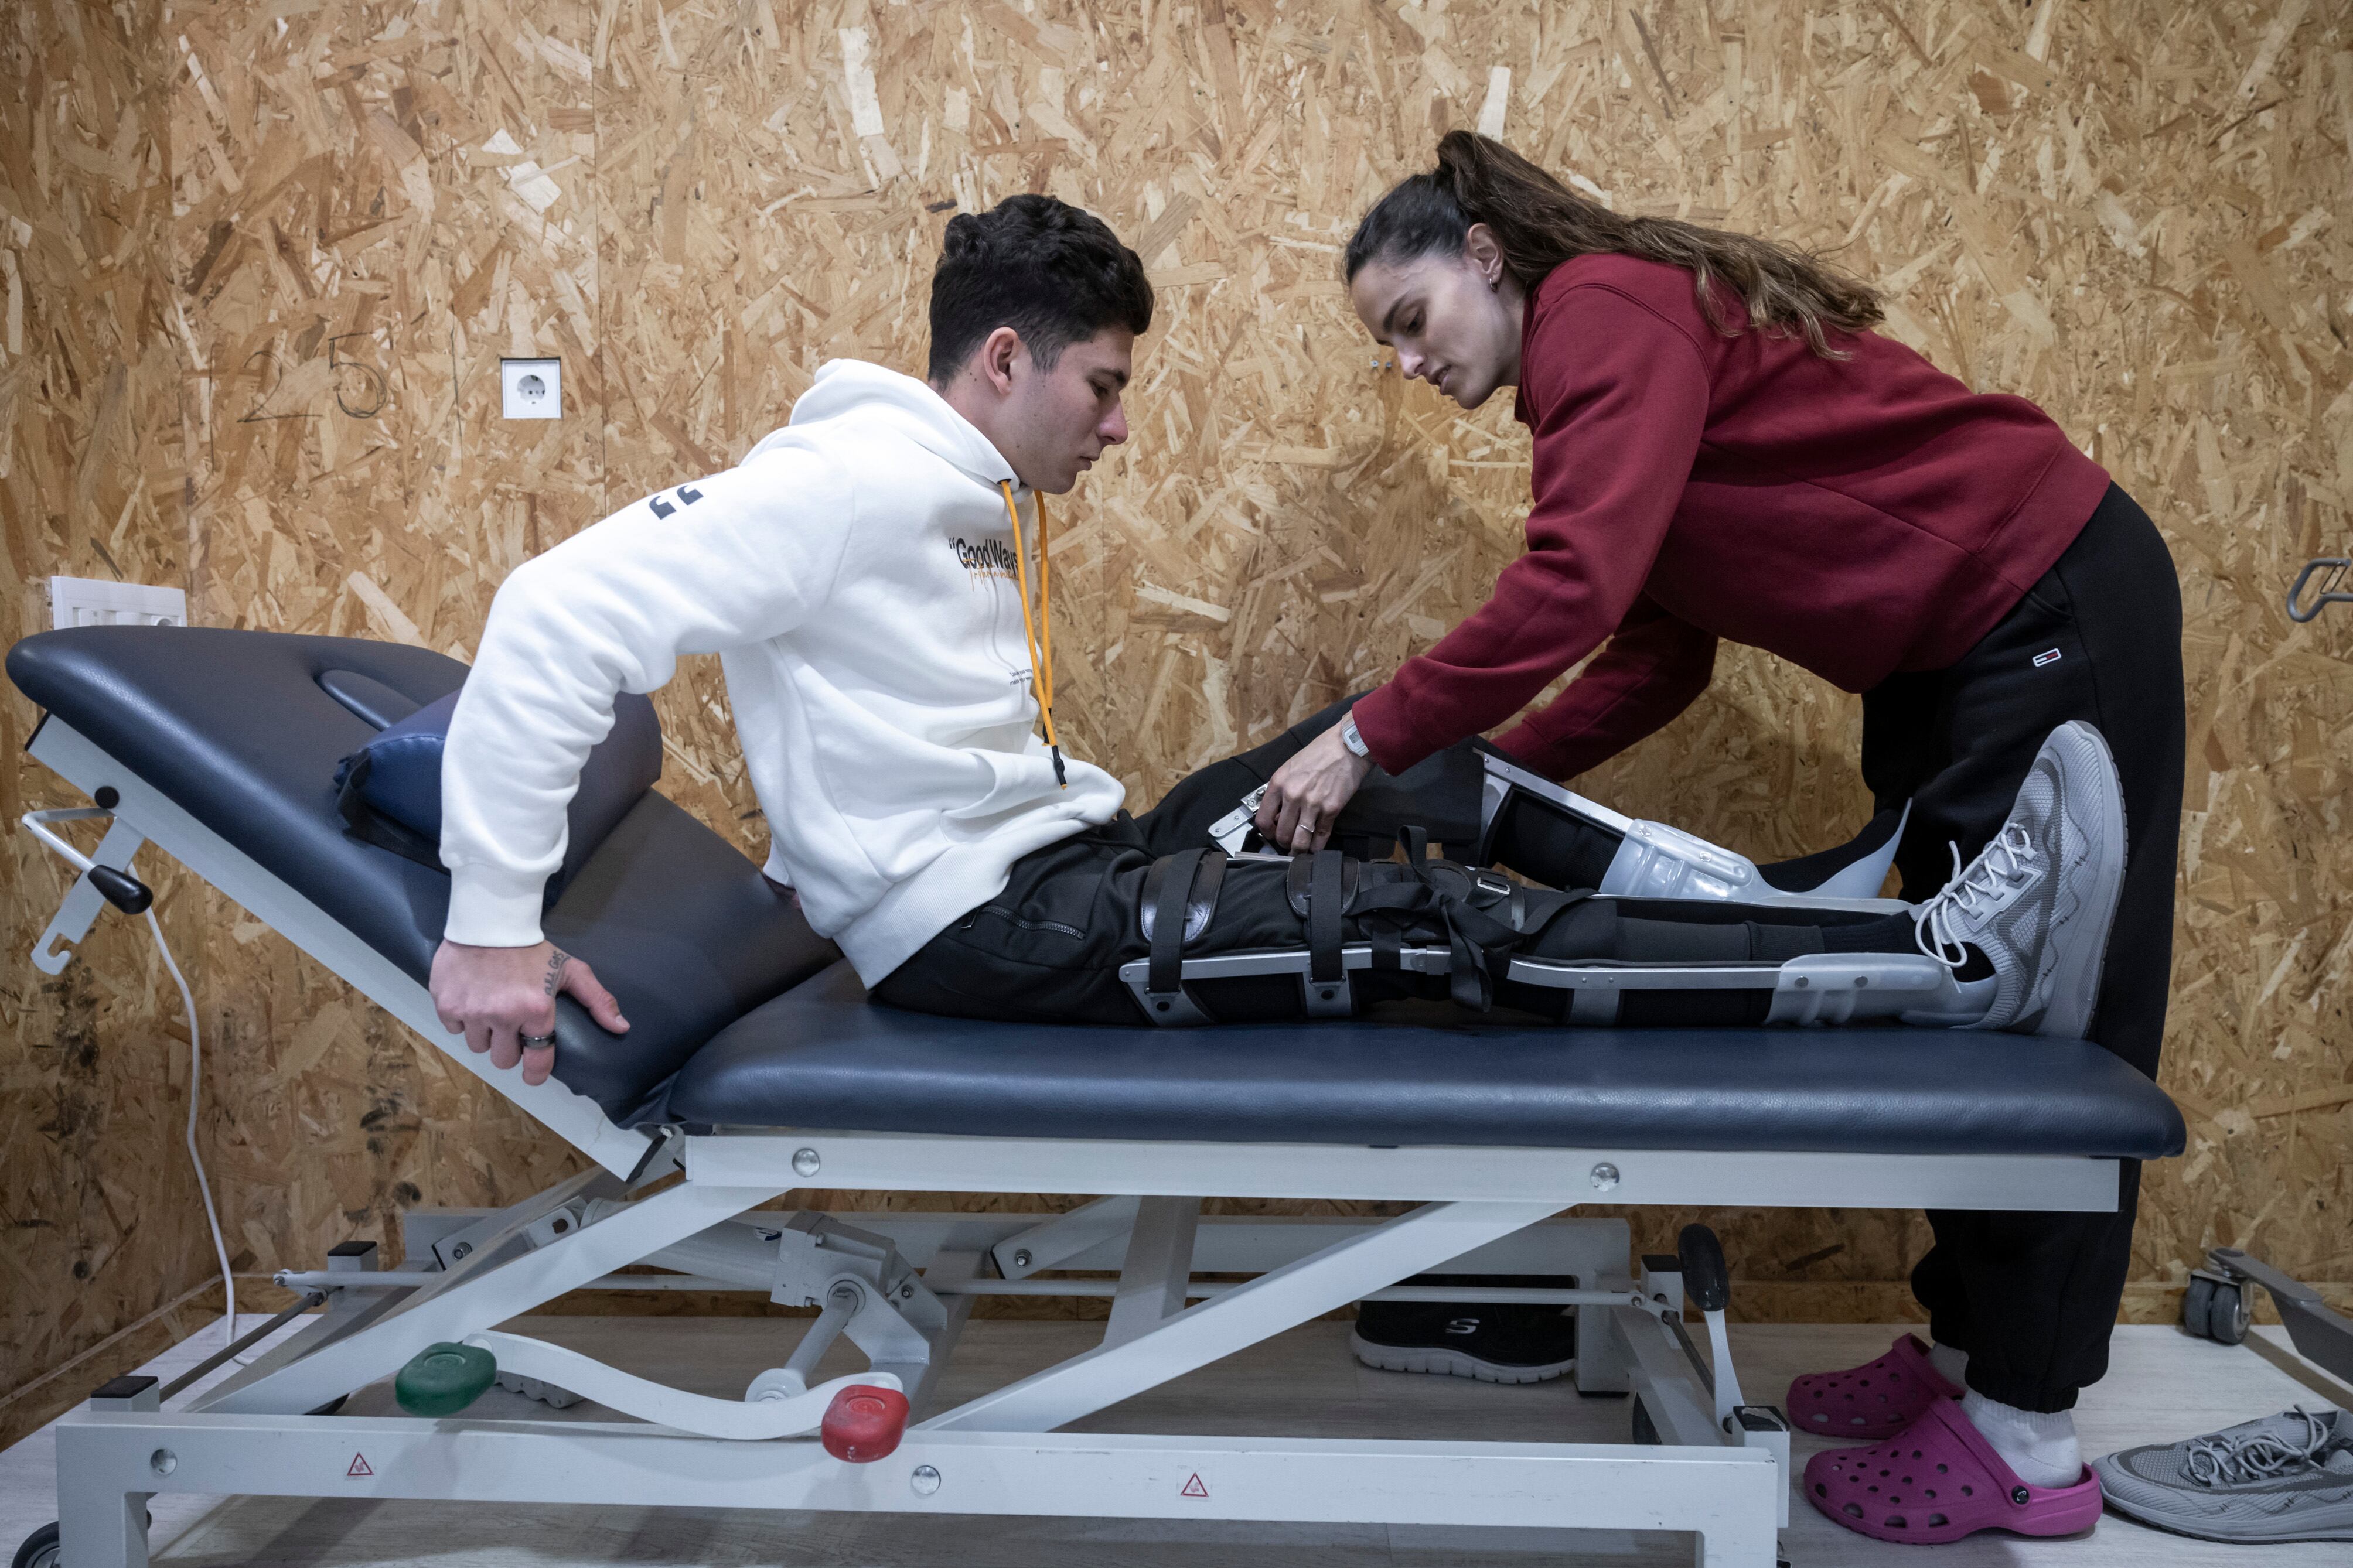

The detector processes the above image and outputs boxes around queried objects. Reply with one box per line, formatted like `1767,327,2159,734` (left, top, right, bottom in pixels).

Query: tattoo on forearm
543,948,571,998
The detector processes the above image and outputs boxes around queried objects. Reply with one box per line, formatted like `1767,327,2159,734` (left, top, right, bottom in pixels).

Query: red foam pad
821,1384,910,1463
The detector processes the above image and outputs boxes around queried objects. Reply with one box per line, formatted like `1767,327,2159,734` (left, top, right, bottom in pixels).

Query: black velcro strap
1146,848,1203,996
1188,849,1227,942
1308,850,1345,983
1285,852,1313,917
1400,825,1429,865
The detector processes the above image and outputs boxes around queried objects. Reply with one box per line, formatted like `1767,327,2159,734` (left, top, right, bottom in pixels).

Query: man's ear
976,326,1025,394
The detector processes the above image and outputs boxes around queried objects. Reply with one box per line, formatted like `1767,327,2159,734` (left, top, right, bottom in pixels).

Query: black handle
88,863,154,915
1677,1224,1730,1313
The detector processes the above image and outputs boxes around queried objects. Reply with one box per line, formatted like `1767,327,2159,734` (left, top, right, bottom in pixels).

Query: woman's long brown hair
1346,132,1883,360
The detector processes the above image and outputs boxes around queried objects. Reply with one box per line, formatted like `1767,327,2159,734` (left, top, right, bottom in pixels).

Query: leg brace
1122,844,1969,1027
1208,755,1908,906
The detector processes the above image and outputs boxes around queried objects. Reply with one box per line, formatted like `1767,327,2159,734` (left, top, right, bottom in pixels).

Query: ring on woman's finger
519,1032,555,1050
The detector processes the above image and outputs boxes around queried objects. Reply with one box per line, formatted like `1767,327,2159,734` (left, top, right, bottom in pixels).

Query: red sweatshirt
1348,253,2112,780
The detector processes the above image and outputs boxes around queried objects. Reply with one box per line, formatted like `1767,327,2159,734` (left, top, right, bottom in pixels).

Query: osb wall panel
0,0,211,1427
168,0,611,1293
6,0,2341,1383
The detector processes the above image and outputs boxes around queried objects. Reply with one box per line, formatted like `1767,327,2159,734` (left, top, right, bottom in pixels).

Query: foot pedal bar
453,1329,905,1443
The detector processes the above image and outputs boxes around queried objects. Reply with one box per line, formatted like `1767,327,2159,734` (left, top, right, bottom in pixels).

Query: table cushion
9,626,837,1125
664,962,2186,1157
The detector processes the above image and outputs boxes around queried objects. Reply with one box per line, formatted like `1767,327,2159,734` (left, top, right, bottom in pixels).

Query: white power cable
22,808,236,1348
143,904,237,1348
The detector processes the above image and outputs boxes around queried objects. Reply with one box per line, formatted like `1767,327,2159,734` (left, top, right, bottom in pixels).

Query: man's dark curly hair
926,194,1154,384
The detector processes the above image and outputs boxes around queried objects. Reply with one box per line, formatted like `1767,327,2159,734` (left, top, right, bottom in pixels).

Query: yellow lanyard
998,480,1065,787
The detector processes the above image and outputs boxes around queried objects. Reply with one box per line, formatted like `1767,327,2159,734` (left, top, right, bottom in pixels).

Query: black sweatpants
1863,484,2185,1412
875,706,1905,1026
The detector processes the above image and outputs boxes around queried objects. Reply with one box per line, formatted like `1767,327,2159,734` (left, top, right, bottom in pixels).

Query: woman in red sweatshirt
1263,132,2185,1541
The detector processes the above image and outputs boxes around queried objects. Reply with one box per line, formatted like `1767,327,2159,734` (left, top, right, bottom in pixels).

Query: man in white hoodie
431,194,2124,1077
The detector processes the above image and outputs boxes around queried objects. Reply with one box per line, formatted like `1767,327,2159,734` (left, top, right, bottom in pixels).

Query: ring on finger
519,1032,556,1050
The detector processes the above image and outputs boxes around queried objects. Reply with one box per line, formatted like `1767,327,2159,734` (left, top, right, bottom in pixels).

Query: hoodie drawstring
998,480,1066,788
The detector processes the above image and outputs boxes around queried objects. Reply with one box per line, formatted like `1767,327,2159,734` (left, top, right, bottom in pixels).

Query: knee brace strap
1140,849,1227,1003
1285,851,1360,987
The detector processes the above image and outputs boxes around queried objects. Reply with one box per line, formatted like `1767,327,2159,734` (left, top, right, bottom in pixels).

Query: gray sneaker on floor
1904,719,2127,1037
2095,1406,2353,1543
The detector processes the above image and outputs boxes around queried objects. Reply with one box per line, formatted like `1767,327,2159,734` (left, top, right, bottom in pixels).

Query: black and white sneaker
1350,1276,1576,1385
1905,720,2127,1037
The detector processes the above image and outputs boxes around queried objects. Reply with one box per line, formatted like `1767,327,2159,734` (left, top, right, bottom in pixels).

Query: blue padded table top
666,962,2187,1159
8,627,838,1127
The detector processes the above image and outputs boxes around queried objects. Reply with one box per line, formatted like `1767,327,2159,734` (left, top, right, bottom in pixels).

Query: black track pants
1861,483,2185,1413
874,706,1905,1026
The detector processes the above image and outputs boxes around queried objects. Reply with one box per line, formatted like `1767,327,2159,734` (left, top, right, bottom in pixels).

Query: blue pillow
333,685,664,897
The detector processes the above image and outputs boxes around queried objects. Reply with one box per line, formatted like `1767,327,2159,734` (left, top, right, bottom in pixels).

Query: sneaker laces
2182,1408,2342,1487
1913,824,2040,969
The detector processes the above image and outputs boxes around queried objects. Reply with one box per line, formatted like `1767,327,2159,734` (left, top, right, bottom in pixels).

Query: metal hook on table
2288,558,2353,623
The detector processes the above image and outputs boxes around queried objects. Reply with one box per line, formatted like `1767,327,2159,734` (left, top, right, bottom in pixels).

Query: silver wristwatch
1338,710,1370,759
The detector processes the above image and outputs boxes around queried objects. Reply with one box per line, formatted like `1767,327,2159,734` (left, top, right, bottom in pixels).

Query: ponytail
1346,132,1883,360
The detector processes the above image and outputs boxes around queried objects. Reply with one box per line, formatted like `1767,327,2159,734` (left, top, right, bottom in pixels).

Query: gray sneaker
1908,720,2126,1037
2095,1406,2353,1543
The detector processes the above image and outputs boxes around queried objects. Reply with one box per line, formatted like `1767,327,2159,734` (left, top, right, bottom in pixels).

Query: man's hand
430,940,629,1087
1256,723,1376,854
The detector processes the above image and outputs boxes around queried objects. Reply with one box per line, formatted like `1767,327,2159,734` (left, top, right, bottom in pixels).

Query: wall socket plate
501,357,561,419
50,575,189,630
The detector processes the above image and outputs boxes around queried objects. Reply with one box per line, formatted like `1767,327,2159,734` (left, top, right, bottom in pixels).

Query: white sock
1926,1340,1969,1389
1960,1389,2082,1488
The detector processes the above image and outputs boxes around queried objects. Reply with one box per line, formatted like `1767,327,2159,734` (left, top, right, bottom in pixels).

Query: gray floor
5,1314,2347,1566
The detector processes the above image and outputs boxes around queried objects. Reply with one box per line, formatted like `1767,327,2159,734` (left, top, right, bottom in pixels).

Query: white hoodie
439,360,1126,982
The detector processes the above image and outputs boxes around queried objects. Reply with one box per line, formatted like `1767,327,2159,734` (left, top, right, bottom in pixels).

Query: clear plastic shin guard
1476,751,1910,904
1600,818,1767,900
1479,751,1769,899
1600,802,1914,901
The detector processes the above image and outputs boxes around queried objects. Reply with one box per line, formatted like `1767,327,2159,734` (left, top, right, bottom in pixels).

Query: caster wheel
12,1522,60,1568
1632,1396,1660,1445
2183,1275,2216,1339
2206,1280,2250,1345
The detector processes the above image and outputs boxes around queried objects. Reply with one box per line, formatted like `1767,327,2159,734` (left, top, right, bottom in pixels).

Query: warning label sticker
1179,1473,1208,1498
347,1453,374,1478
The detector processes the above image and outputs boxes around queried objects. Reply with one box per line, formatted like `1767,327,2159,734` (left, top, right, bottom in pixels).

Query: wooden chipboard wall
5,0,2349,1424
0,0,223,1444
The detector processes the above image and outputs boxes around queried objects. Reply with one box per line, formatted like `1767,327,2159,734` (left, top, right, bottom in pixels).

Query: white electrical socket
50,575,189,630
501,357,562,419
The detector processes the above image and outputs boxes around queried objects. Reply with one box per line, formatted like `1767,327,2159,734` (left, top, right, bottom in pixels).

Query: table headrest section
665,962,2186,1158
8,627,839,1125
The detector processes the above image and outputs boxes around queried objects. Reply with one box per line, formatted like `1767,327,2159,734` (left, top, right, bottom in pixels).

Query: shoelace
2183,1408,2344,1487
1912,823,2040,969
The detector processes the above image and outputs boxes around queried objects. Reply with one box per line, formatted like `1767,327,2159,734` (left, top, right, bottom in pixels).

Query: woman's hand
429,939,630,1087
1256,723,1376,853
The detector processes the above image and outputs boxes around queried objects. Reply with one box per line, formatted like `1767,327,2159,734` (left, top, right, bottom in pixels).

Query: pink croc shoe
1786,1331,1960,1437
1805,1396,2104,1543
